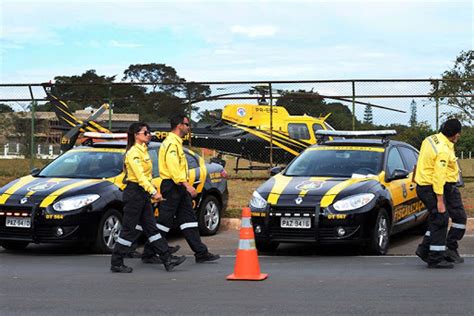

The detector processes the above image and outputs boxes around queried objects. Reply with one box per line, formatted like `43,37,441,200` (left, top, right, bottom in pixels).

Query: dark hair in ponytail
126,122,150,151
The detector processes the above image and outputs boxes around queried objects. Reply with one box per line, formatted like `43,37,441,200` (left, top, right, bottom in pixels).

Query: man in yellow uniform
154,113,220,263
414,118,463,269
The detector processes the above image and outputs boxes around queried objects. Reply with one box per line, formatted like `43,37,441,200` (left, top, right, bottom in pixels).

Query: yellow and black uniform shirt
124,143,157,195
159,132,188,185
415,132,457,195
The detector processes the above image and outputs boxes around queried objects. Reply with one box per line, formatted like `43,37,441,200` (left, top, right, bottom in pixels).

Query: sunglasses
137,131,151,136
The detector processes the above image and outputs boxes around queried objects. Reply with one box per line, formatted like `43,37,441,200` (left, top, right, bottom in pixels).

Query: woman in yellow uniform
110,122,186,273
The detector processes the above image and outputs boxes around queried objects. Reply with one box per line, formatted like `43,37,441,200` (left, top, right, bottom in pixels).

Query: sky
0,0,472,125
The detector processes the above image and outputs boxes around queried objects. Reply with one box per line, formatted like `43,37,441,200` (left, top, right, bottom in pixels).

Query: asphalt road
1,231,473,315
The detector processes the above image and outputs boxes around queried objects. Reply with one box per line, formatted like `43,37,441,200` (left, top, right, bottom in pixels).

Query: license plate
5,216,31,228
281,217,311,229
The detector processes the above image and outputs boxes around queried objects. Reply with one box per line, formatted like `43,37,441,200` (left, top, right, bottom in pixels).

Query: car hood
256,173,380,207
0,175,110,208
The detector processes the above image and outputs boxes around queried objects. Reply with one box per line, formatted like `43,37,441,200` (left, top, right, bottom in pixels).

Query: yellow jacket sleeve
126,152,156,195
164,144,187,184
432,151,449,195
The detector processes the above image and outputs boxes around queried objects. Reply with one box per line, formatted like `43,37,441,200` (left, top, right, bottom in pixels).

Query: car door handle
409,184,416,190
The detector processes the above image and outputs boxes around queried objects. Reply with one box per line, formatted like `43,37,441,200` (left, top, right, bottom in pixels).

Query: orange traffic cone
227,207,268,281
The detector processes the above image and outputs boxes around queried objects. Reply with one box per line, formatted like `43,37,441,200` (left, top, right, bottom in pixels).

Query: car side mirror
210,157,226,168
31,168,40,176
387,168,409,181
270,166,282,176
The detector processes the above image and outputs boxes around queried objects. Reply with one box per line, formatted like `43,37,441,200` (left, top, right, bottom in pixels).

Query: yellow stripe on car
39,179,100,208
0,176,36,205
196,155,207,193
320,177,373,208
267,174,293,204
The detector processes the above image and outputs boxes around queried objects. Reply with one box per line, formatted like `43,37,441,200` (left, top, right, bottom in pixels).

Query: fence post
28,85,36,169
434,80,439,131
49,145,53,157
351,81,356,131
108,85,113,130
4,144,8,156
16,143,19,153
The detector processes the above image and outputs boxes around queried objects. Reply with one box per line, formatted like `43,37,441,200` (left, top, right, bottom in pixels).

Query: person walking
148,113,220,263
110,122,186,273
414,118,463,269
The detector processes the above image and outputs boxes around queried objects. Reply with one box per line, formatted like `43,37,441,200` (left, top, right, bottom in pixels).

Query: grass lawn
0,158,473,217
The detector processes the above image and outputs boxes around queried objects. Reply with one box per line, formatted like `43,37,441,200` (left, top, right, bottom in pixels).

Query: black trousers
444,183,467,251
144,179,207,257
416,185,449,263
111,183,170,267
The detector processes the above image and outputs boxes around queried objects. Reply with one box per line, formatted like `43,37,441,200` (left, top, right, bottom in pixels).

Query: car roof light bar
83,132,128,139
315,130,397,138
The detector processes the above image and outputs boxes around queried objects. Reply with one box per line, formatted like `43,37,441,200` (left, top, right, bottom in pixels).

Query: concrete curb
221,218,474,233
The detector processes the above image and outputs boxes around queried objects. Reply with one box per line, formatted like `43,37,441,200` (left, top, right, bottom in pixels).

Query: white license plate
281,217,311,229
5,216,31,228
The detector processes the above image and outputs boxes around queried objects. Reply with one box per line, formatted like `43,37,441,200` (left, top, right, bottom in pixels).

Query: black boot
195,252,220,263
162,255,187,272
427,260,454,269
111,264,133,273
141,245,181,264
415,245,429,263
445,248,464,264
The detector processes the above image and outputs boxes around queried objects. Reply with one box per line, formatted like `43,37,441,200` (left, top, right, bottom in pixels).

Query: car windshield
39,150,124,179
285,147,383,177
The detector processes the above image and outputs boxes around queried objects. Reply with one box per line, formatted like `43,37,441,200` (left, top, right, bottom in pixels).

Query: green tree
431,50,473,124
123,63,181,94
275,90,357,130
198,109,222,123
0,103,14,113
456,126,474,157
363,105,373,125
409,99,417,127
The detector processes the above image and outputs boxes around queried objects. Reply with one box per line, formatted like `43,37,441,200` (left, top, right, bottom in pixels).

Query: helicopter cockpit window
312,123,324,134
288,123,310,140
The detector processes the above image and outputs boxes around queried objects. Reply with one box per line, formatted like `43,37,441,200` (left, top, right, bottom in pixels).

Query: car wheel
256,240,279,252
367,208,390,255
0,240,29,251
92,209,122,254
198,195,221,236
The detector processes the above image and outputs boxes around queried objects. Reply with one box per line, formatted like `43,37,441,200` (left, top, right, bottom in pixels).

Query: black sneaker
427,260,454,269
163,255,187,272
141,245,181,264
142,254,183,264
445,248,464,264
195,252,220,263
415,246,429,263
111,264,133,273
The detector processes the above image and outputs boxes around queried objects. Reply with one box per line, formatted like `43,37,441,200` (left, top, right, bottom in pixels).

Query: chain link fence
0,80,472,170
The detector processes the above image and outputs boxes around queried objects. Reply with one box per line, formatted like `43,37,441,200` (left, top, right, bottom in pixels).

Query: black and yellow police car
0,138,228,253
249,130,427,255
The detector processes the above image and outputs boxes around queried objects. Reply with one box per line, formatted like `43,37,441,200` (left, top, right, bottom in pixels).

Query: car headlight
53,194,100,212
250,191,267,209
333,193,375,211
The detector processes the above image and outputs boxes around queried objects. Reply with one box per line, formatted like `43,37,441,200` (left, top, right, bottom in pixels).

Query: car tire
256,240,279,252
367,208,390,255
92,209,122,254
0,240,29,251
198,195,221,236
